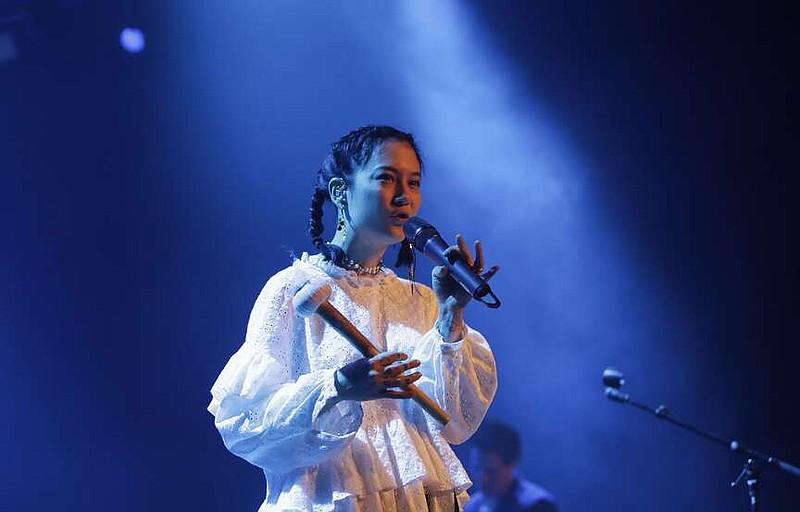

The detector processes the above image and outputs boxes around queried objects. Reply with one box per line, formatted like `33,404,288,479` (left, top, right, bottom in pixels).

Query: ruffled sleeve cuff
311,369,364,437
411,325,496,444
439,333,467,353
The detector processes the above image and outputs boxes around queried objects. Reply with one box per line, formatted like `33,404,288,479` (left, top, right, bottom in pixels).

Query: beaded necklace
324,243,384,275
338,255,384,275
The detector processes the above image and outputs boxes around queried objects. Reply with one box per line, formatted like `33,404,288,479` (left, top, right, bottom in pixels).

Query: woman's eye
377,173,394,182
409,180,421,188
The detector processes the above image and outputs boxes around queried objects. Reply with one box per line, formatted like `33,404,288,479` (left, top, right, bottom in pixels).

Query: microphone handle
422,235,490,299
314,300,451,425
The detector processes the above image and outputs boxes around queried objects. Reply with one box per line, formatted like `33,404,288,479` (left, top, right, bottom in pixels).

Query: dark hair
472,421,522,465
308,125,423,270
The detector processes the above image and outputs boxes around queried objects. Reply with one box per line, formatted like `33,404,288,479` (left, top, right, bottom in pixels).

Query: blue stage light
120,27,145,54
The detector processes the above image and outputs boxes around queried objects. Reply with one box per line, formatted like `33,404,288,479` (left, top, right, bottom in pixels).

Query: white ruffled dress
208,254,497,512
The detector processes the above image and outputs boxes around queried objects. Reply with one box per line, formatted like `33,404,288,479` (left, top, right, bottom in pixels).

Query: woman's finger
383,372,422,389
474,240,485,272
432,264,449,279
481,265,500,281
384,359,421,376
382,351,409,362
440,245,460,263
455,234,474,266
371,352,407,369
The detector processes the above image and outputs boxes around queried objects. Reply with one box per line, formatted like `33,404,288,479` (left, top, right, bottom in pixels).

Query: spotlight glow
120,27,145,54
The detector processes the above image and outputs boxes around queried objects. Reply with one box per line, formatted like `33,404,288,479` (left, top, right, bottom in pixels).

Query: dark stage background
2,1,797,510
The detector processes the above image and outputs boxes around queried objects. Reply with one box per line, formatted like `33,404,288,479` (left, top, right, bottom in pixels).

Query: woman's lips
390,213,410,225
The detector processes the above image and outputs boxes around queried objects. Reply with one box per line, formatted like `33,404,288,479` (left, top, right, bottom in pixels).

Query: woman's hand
432,235,499,342
334,352,422,402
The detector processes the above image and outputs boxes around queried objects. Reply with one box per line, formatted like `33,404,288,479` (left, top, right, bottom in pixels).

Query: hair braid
308,187,328,249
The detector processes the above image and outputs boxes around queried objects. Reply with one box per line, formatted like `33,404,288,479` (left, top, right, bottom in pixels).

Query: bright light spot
120,27,145,54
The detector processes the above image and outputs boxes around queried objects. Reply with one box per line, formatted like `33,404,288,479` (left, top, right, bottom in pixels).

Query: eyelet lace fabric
208,253,498,512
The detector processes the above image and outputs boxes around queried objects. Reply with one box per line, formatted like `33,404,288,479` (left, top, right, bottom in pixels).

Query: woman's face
342,140,422,247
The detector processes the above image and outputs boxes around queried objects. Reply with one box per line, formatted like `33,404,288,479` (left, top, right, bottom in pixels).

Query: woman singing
208,125,498,511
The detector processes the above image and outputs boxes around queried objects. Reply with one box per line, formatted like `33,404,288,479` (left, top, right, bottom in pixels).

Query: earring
408,240,416,288
336,208,347,242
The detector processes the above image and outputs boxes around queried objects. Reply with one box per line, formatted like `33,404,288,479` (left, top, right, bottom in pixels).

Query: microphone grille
602,367,625,389
402,216,439,251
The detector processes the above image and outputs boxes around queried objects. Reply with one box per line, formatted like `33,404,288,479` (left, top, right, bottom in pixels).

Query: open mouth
391,213,410,222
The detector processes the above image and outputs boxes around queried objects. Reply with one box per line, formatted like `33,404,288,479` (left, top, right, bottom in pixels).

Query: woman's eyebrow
372,165,421,177
372,165,398,173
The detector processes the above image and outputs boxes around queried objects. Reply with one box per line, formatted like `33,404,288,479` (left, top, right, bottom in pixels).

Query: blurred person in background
465,421,557,512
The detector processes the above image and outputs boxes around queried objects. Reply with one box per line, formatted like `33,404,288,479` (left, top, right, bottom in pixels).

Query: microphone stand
604,379,799,512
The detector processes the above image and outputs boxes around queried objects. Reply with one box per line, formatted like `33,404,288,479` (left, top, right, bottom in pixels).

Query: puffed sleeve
207,269,364,474
410,289,498,444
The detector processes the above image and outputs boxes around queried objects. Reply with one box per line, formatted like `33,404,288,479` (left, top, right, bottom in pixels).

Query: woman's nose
392,193,410,206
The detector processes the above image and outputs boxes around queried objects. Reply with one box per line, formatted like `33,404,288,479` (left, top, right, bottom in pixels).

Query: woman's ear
328,177,347,208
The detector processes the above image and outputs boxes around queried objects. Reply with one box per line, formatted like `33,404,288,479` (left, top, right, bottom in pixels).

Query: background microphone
602,367,625,389
402,216,500,308
603,367,630,403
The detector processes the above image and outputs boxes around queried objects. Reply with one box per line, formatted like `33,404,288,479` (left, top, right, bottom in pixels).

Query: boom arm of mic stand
603,387,800,478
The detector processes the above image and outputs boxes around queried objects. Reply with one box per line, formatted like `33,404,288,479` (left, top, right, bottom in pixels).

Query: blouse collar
297,252,397,284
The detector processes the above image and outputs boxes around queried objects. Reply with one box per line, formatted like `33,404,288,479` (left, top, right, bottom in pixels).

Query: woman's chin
362,225,406,247
387,227,407,244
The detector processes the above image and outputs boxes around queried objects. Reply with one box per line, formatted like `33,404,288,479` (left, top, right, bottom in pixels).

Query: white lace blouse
208,254,498,512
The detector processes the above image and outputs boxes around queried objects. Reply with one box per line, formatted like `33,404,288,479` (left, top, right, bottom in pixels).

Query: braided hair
308,125,423,272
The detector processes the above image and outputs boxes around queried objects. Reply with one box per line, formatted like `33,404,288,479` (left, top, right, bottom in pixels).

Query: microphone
292,280,451,425
402,217,500,308
604,387,630,403
602,367,625,389
602,367,630,403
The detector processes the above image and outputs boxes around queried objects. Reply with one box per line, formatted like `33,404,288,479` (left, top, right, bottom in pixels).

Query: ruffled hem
333,405,471,494
262,401,472,504
259,477,469,512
